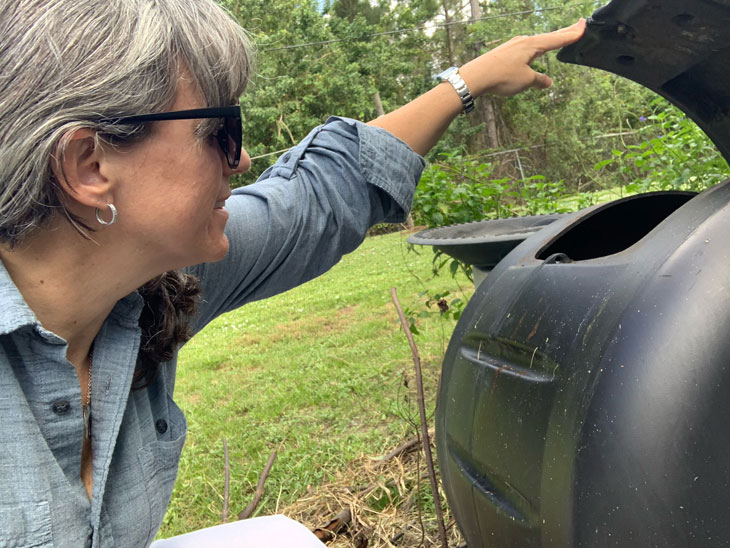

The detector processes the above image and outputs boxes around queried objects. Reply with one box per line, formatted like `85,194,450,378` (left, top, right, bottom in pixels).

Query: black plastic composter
407,0,730,545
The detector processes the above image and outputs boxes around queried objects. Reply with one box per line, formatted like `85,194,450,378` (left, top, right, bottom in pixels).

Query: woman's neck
0,219,152,362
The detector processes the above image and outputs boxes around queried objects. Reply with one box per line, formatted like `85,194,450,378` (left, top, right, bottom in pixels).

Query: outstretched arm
367,20,586,156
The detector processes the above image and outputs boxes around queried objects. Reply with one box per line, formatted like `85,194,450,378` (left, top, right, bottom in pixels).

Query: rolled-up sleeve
189,117,425,331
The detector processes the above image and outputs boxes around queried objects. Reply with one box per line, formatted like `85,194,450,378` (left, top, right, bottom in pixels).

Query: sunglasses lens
220,116,242,169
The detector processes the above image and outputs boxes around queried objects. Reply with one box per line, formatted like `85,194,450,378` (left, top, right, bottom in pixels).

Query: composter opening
536,191,696,261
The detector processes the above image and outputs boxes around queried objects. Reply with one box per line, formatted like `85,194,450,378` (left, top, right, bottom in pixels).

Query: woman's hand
462,19,587,98
368,19,587,156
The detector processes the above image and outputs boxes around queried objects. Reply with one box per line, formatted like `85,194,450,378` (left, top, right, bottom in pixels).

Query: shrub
596,98,730,193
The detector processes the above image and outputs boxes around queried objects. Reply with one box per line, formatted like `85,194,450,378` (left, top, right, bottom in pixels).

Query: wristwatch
436,66,475,115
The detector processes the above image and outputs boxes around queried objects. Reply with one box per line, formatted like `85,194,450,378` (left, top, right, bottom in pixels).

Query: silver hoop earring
95,203,117,226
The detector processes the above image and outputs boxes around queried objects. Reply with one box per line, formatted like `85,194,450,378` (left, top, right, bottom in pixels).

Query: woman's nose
226,147,251,175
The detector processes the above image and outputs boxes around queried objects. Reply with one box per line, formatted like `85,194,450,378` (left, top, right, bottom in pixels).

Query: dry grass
282,434,465,548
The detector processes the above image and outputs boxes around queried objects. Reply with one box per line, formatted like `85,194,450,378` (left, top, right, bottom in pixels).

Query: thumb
533,72,553,89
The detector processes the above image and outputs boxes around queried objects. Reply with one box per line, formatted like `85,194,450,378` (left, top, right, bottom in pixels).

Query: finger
532,18,586,54
532,72,553,90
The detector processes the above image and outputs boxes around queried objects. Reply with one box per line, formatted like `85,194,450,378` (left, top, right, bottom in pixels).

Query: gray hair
0,0,254,245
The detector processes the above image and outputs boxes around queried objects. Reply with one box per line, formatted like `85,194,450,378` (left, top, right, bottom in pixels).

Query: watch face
437,66,458,82
435,66,474,114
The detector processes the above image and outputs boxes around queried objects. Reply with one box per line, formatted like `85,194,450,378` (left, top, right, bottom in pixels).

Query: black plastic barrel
433,187,730,546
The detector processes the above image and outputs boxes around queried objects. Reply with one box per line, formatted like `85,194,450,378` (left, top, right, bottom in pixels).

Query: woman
0,0,584,545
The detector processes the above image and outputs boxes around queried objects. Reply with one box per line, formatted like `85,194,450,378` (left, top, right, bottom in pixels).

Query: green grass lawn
158,230,472,538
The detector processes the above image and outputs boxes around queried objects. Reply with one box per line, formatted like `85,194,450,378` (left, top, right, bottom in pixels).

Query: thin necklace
82,352,92,441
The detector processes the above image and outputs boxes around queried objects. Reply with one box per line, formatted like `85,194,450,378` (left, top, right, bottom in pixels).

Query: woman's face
102,76,250,272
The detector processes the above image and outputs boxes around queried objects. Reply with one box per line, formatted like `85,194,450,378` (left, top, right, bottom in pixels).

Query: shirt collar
0,259,41,335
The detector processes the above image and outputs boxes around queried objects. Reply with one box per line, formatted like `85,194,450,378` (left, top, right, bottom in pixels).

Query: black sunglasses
101,105,243,169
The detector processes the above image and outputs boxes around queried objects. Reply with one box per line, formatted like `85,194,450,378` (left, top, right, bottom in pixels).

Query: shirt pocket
0,501,52,548
136,396,187,542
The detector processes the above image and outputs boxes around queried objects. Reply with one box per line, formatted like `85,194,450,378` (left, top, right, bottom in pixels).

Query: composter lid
558,0,730,163
406,214,563,269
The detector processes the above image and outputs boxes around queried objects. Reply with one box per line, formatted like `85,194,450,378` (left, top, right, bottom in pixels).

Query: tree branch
391,287,448,548
222,438,230,523
372,429,434,468
238,449,277,520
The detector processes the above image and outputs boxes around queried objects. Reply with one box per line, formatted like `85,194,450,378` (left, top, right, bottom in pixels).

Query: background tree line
220,0,728,226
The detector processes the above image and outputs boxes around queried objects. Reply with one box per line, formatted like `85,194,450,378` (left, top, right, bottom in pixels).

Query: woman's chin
178,235,230,269
205,235,230,264
201,212,231,263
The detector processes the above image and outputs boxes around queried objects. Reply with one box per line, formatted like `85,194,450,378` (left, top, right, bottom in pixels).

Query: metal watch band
437,66,475,115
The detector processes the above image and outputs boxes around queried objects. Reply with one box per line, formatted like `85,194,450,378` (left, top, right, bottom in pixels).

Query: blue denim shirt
0,118,424,547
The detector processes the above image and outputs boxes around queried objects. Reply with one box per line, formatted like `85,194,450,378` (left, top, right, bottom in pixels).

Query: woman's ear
52,128,113,209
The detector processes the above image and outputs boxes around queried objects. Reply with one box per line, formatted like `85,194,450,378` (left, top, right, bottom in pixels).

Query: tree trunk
373,90,385,118
441,0,456,67
483,98,499,149
469,0,481,25
469,0,500,150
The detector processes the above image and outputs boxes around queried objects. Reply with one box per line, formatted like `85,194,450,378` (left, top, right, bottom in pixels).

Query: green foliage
410,150,582,279
410,152,504,281
411,151,575,230
330,0,385,24
412,152,509,227
517,176,575,215
402,289,465,335
223,0,437,185
423,290,464,321
595,98,730,193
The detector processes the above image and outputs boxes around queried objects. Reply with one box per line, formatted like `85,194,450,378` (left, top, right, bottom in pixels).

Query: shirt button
51,400,71,415
155,419,168,434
